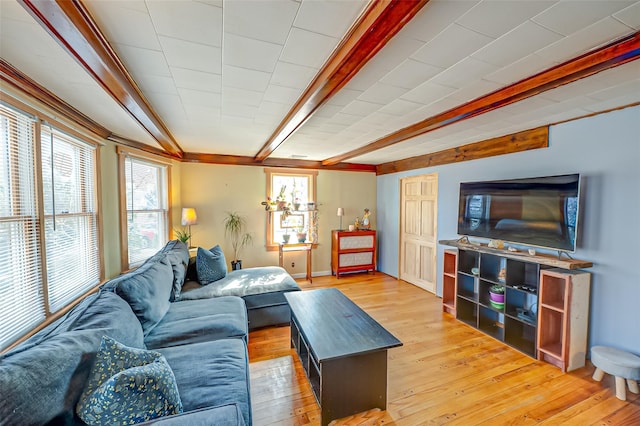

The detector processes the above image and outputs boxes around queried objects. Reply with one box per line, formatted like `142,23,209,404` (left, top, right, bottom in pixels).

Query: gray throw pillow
196,245,227,284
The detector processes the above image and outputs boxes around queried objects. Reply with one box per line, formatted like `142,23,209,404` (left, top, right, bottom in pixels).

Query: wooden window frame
117,146,172,271
264,168,318,251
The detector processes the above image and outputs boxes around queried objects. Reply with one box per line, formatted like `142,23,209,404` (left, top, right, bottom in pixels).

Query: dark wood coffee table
284,288,402,425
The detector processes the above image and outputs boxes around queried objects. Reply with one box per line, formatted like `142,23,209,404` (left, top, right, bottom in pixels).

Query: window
265,168,318,248
118,148,170,269
41,126,100,312
0,103,100,351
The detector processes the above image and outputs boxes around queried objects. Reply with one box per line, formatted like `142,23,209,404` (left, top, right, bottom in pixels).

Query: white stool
591,346,640,401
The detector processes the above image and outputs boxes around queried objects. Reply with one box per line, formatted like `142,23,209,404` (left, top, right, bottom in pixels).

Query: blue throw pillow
196,245,227,284
77,336,182,425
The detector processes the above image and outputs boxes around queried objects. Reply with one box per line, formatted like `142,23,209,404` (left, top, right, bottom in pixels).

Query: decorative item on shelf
261,197,276,211
348,224,355,232
223,211,253,271
528,248,536,256
296,227,307,243
336,207,344,230
362,208,371,229
282,232,290,244
293,198,301,211
307,201,315,211
498,267,506,283
181,207,198,248
354,216,360,230
489,284,505,310
471,267,479,276
488,239,505,249
276,185,288,210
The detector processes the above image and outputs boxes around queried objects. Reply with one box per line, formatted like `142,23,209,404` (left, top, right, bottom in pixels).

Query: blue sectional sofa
0,240,301,425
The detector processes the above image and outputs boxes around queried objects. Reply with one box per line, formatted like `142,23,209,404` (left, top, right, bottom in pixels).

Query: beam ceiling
17,0,183,157
323,31,640,166
253,0,429,162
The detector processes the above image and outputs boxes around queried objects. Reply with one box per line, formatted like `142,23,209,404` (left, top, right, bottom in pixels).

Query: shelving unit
331,230,376,278
440,239,592,368
537,269,591,372
455,249,539,357
442,250,457,315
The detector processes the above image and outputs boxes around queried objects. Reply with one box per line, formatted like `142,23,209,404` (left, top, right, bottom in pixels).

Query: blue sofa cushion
77,336,182,425
157,339,252,426
0,291,144,425
107,255,174,335
196,245,227,284
144,296,248,349
139,404,245,426
161,239,190,302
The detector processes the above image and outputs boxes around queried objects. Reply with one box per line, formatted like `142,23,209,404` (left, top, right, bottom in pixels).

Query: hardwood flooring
248,273,640,425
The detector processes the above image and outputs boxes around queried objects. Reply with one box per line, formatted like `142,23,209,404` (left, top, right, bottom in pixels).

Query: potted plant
174,228,191,245
489,284,505,303
296,227,307,243
223,212,253,270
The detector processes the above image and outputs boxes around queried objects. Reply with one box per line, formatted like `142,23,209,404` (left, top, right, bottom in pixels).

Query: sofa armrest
138,404,245,426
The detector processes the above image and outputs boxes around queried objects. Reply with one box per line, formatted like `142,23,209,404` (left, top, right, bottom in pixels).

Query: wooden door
399,174,438,293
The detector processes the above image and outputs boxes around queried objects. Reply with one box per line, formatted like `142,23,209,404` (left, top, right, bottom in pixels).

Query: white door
399,174,438,293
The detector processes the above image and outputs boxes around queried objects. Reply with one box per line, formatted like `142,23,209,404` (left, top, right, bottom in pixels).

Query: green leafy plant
489,284,505,294
174,228,191,244
223,212,253,262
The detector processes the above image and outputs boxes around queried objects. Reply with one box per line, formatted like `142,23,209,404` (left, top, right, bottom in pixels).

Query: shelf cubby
479,253,503,284
456,297,477,327
457,273,476,301
479,305,504,341
458,249,479,275
442,250,457,314
505,317,537,357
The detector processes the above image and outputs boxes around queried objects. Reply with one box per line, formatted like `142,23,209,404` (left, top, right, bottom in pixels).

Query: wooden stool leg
628,379,639,394
615,376,627,400
593,368,605,381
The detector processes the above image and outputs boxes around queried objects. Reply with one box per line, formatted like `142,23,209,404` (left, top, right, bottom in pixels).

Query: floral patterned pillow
76,336,182,425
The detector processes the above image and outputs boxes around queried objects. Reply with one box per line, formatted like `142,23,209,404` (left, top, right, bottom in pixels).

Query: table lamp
181,207,198,248
337,207,344,230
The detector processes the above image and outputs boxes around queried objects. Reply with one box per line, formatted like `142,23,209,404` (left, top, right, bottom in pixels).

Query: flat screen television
457,174,581,252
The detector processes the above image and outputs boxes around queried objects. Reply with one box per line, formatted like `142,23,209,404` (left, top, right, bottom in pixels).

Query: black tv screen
457,174,580,252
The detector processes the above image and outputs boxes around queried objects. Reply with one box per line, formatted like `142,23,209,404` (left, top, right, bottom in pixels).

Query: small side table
279,243,312,282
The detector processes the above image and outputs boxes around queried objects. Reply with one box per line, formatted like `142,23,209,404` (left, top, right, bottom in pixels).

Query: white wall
377,105,640,353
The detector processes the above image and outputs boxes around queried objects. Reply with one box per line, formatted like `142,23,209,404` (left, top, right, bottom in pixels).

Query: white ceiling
1,0,639,166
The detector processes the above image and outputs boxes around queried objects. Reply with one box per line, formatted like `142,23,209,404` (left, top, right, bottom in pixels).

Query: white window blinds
41,126,100,312
0,103,101,351
0,104,44,349
123,156,168,268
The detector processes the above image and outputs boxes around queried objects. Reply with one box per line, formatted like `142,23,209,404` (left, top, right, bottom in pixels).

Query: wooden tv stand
439,239,591,371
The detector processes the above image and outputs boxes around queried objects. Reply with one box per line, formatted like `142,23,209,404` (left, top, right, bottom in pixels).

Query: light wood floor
247,273,640,425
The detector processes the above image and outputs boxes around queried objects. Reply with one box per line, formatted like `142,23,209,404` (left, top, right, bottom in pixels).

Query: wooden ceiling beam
1,58,110,139
376,126,549,175
18,0,183,158
253,0,429,161
323,31,640,166
183,152,376,172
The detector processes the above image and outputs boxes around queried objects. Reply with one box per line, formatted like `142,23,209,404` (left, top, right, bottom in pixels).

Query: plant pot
293,203,300,211
489,291,505,303
282,234,290,244
296,232,307,243
277,201,288,210
231,260,242,271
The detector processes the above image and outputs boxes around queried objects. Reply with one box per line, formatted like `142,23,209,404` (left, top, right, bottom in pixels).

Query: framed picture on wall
281,214,304,229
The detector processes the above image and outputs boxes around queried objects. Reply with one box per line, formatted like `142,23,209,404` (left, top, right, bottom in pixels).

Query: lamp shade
181,208,198,226
336,207,344,217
